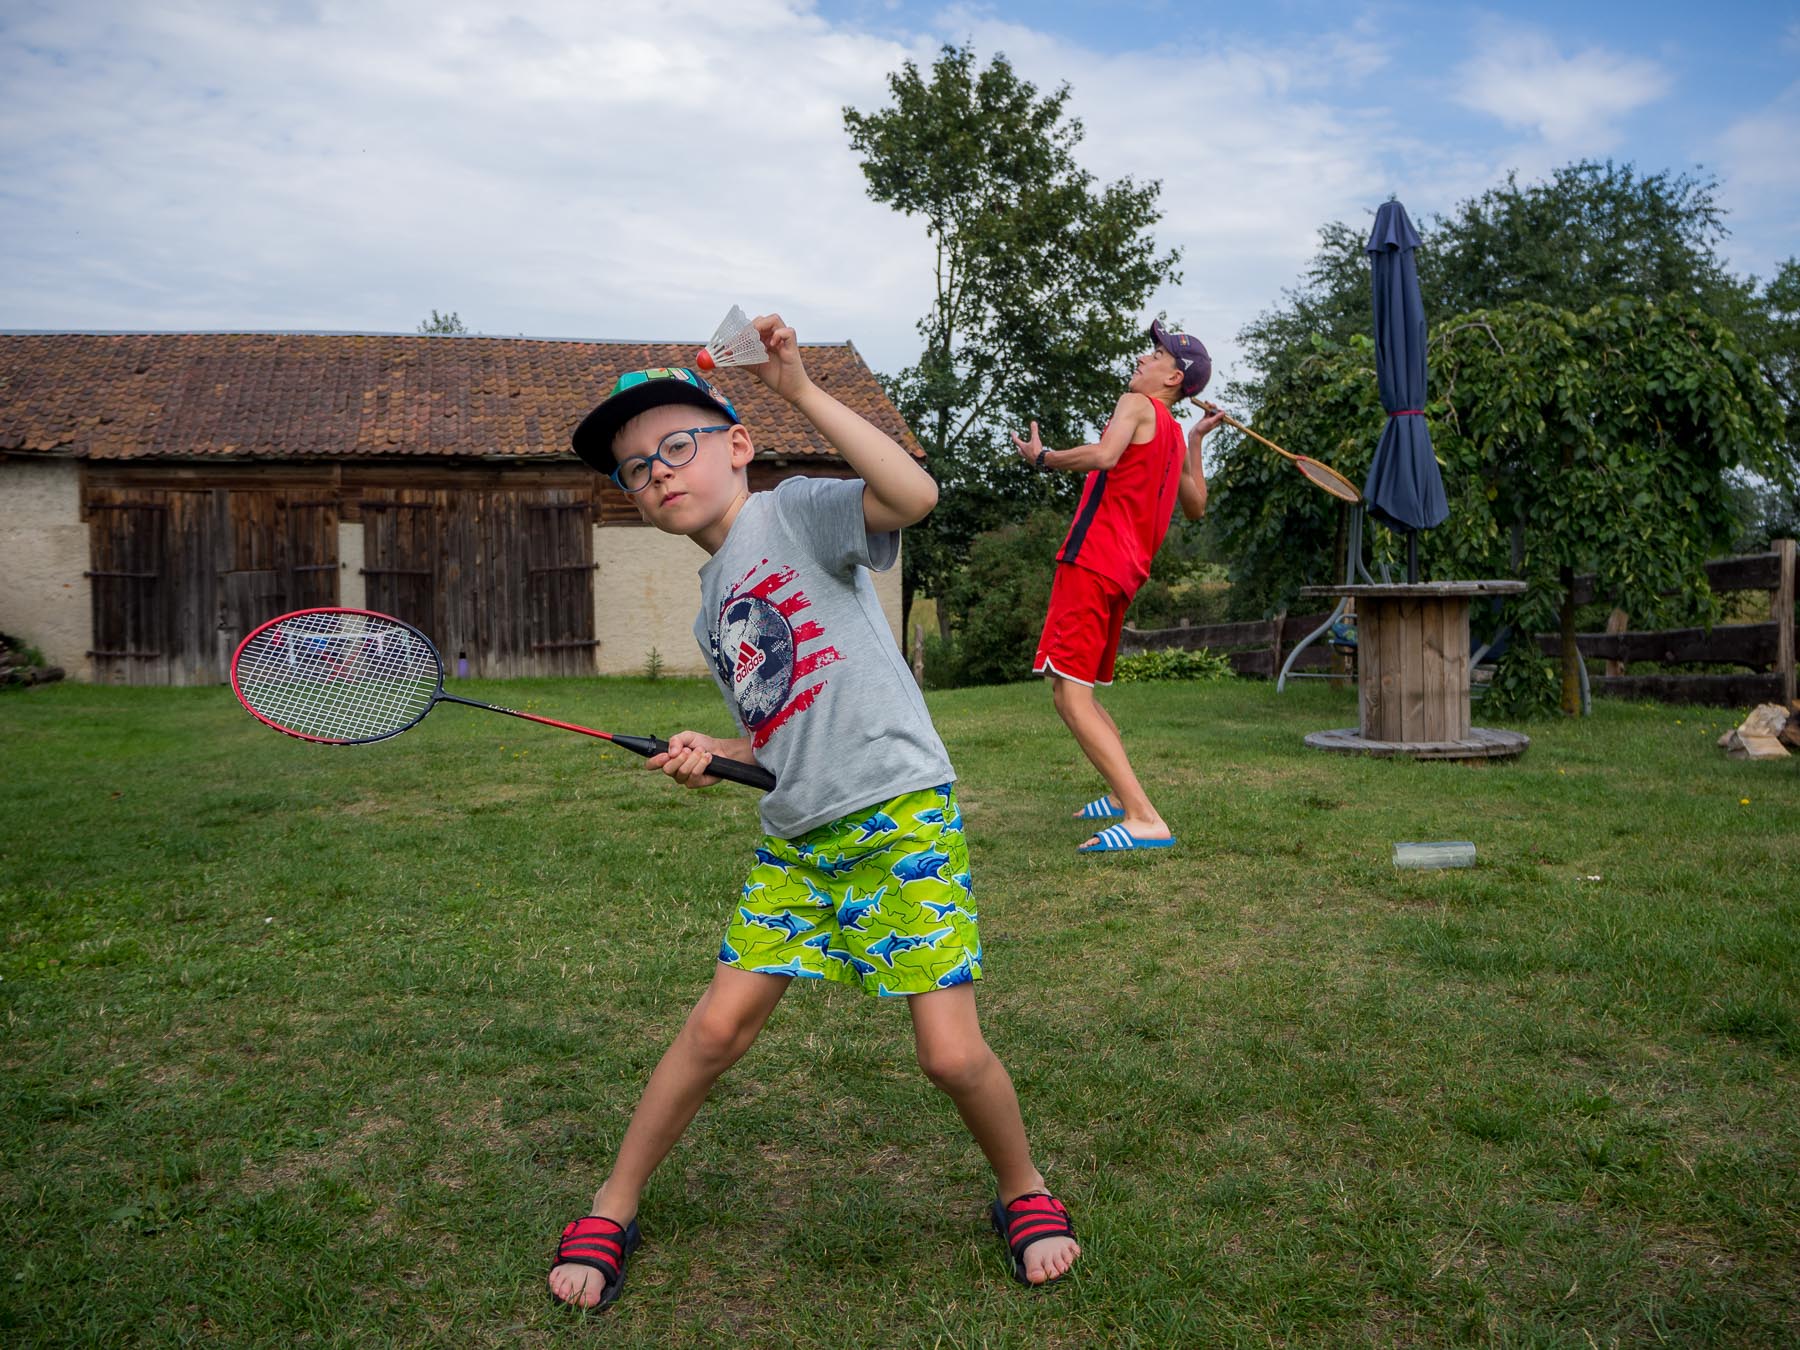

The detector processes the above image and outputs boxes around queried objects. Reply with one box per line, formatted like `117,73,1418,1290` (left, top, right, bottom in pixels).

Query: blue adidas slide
1075,795,1124,820
1078,825,1176,854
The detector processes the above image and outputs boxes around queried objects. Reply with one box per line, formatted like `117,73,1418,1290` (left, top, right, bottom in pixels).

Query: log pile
1717,702,1800,760
0,631,64,687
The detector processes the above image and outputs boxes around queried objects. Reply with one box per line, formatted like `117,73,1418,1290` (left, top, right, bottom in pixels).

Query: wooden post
1774,538,1795,706
1271,608,1287,682
1605,608,1629,678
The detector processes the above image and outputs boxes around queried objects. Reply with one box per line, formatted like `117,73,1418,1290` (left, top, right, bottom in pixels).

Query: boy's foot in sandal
548,1214,641,1310
1072,794,1124,820
1078,819,1173,853
991,1190,1080,1286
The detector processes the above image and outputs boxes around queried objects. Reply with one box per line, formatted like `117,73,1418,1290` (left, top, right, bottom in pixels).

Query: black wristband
1035,447,1050,471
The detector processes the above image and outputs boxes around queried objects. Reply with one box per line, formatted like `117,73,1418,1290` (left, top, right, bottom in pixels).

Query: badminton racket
230,607,776,792
1198,401,1362,503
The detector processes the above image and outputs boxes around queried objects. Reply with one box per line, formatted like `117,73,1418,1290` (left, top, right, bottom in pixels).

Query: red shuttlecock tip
695,348,715,371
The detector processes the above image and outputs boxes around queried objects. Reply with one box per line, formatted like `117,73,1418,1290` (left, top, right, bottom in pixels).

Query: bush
920,631,966,690
1112,647,1234,683
934,509,1068,686
1126,569,1231,630
929,512,1238,688
1124,519,1232,630
1482,644,1559,718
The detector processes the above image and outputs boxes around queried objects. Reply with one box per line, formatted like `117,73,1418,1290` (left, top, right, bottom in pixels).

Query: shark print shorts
720,783,981,998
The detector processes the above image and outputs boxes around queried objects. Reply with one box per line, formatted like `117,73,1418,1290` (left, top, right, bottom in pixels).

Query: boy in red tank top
1011,321,1224,852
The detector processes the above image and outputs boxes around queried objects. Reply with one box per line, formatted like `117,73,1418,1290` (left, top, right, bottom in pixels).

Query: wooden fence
1542,539,1795,707
1118,539,1795,707
1120,611,1335,679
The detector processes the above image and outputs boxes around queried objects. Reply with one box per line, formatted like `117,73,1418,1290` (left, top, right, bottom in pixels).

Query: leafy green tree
1427,161,1752,320
417,309,468,335
1757,257,1800,444
1730,257,1800,547
844,45,1181,630
1233,162,1758,403
1209,298,1784,714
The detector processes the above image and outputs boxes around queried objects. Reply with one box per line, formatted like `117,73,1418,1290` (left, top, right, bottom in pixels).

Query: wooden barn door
362,486,595,676
87,493,177,685
444,489,597,677
360,493,445,641
214,492,340,669
87,481,339,685
522,496,599,675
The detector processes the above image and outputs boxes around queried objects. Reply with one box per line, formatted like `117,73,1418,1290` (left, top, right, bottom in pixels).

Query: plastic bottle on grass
1393,841,1476,869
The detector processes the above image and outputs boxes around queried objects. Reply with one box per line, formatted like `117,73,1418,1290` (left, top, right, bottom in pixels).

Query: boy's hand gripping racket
230,608,776,792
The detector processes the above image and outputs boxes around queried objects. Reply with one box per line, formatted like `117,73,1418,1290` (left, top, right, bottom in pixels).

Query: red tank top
1055,397,1185,594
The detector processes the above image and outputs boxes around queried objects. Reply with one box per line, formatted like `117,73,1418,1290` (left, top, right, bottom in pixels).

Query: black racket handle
608,735,777,793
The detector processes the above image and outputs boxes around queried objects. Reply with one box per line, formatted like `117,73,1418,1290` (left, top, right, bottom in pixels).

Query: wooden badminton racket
1198,401,1362,503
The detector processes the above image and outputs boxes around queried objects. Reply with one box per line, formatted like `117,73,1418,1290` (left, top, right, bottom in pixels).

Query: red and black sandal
548,1214,641,1311
989,1191,1076,1287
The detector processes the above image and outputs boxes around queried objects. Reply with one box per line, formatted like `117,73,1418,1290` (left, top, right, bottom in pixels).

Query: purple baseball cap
1149,319,1212,398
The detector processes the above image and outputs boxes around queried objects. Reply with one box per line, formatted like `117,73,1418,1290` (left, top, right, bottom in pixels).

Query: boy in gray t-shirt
546,313,1079,1309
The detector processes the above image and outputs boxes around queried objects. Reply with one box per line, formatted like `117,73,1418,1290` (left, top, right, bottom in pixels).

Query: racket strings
235,612,438,742
1299,458,1362,503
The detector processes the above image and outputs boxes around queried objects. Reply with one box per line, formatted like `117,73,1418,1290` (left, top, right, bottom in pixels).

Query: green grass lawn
2,677,1795,1347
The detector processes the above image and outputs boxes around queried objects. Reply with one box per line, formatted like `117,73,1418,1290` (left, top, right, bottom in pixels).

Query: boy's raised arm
748,313,938,532
1010,393,1153,474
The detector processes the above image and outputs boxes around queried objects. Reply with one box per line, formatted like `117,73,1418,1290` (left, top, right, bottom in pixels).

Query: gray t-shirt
694,476,955,838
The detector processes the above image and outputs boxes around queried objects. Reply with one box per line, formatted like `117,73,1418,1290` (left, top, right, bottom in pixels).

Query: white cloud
0,1,942,368
901,8,1462,391
0,1,1631,414
1713,81,1800,278
1448,26,1668,148
1717,86,1800,194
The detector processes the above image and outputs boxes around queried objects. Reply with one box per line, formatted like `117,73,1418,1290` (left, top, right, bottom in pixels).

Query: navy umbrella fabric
1363,200,1446,581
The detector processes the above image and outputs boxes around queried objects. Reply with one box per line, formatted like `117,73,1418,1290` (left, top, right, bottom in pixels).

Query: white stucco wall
592,524,904,677
0,460,91,679
337,523,365,611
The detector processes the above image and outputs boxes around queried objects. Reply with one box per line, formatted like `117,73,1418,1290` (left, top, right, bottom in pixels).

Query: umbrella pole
1407,531,1419,584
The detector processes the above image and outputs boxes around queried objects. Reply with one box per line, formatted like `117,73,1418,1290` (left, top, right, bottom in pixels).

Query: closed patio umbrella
1363,200,1446,581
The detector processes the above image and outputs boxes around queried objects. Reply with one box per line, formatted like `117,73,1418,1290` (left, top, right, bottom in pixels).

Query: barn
0,332,917,684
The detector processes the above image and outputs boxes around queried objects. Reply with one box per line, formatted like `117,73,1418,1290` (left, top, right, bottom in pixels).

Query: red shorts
1034,563,1130,687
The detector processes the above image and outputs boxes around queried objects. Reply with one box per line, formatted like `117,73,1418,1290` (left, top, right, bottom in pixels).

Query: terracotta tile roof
0,332,921,461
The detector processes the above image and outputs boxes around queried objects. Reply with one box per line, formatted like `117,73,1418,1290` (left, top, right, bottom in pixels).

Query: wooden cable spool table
1296,581,1530,759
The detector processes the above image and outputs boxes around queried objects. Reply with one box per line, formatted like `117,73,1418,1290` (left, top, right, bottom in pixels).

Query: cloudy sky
3,1,1796,398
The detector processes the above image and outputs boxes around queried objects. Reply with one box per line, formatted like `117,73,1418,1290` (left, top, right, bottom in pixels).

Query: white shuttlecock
695,305,768,372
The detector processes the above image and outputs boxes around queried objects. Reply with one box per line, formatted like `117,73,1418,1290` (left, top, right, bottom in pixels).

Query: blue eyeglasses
611,425,735,494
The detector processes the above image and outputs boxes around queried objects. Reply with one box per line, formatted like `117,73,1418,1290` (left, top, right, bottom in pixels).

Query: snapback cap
571,367,741,474
1148,319,1212,398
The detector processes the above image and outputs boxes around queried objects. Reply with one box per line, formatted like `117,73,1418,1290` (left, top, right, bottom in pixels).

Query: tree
417,309,468,335
1218,160,1796,712
1209,298,1784,714
844,45,1181,630
1730,257,1800,547
1427,161,1752,320
1756,257,1800,446
1235,162,1757,397
1230,163,1793,498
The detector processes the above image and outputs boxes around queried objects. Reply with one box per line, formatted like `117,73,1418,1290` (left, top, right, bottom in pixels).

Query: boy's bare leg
549,965,790,1307
1067,699,1124,816
908,985,1081,1285
1049,676,1170,848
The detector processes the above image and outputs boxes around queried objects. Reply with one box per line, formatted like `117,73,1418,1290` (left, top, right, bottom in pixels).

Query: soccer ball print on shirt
710,558,842,749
